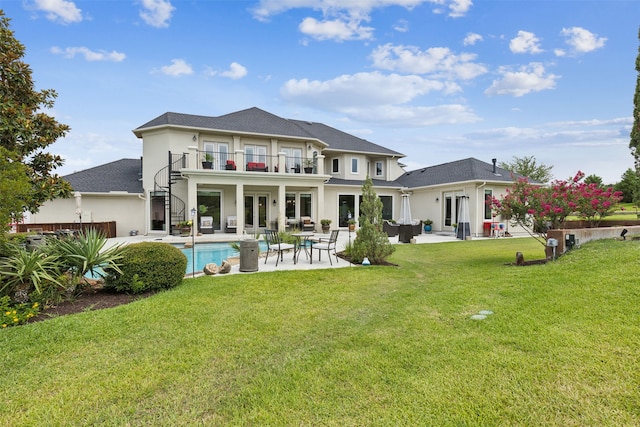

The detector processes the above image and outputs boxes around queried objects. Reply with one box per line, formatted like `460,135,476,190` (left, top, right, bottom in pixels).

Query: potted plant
348,219,356,231
320,219,331,233
452,223,457,233
202,153,214,169
178,220,192,236
423,219,433,233
303,158,314,174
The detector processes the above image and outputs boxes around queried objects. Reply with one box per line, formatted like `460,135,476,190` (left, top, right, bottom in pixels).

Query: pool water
179,241,267,275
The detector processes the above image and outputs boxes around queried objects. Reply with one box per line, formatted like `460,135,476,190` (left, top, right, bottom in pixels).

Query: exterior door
244,194,268,231
444,192,462,228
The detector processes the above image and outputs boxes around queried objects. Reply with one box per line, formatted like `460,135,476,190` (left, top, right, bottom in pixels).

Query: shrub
1,296,40,328
104,242,187,293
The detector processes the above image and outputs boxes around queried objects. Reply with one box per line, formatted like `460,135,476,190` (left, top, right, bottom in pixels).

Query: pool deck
105,231,500,276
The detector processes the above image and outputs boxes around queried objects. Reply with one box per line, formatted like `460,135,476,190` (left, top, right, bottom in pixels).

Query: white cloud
299,17,374,41
139,0,175,28
252,1,471,42
159,59,193,76
370,43,487,81
34,0,83,24
280,71,479,125
485,63,558,97
463,32,483,46
220,62,248,80
282,71,456,108
50,46,126,62
394,19,409,33
561,27,607,54
509,30,543,54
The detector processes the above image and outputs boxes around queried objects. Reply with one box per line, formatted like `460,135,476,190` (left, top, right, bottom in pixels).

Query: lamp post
191,207,196,277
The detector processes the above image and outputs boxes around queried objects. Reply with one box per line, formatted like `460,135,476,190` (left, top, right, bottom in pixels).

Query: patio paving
105,230,483,276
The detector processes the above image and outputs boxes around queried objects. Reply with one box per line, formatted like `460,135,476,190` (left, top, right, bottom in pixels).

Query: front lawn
1,238,639,426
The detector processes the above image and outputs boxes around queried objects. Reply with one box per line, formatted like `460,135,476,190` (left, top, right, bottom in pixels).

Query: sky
2,0,639,184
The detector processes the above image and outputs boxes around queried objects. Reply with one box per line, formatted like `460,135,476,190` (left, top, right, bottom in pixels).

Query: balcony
189,149,324,175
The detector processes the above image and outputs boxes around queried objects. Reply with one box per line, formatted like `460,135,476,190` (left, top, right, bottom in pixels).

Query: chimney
492,158,497,174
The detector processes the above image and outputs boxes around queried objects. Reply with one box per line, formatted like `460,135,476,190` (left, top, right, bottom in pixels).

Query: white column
235,183,244,235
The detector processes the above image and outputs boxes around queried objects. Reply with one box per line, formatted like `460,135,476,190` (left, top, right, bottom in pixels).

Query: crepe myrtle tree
491,171,622,245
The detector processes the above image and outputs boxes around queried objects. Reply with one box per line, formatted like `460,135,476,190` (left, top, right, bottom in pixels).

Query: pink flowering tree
491,171,622,245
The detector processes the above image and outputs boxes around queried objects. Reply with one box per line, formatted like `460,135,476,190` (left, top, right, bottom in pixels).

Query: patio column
235,183,244,235
278,184,286,231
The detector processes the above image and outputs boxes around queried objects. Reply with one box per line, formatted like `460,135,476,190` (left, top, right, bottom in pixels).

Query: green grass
2,238,640,426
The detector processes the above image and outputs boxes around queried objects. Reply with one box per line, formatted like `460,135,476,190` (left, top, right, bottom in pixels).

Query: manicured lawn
2,238,639,426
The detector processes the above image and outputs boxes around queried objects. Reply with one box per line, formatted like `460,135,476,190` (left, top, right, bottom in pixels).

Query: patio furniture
264,229,295,266
226,216,237,233
311,230,339,265
200,216,214,234
383,220,399,237
292,231,315,263
225,160,237,170
299,216,315,232
247,162,267,172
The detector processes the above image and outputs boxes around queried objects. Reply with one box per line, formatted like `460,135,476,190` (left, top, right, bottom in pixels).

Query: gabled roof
395,158,523,188
134,107,404,157
63,159,143,193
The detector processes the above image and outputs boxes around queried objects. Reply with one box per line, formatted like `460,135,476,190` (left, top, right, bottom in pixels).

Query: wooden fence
15,222,117,238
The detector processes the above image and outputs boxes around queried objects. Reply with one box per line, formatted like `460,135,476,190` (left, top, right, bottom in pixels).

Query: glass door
244,194,268,231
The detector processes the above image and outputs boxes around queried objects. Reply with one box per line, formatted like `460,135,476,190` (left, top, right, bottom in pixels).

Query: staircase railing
153,152,188,228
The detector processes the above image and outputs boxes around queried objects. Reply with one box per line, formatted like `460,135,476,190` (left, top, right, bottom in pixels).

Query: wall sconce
435,197,439,202
273,199,277,206
192,135,197,142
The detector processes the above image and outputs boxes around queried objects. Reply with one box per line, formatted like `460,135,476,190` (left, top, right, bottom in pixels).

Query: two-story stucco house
30,107,524,238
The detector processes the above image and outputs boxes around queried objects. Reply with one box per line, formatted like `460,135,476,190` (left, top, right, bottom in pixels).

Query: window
300,193,312,217
285,193,296,219
332,158,339,173
351,158,358,174
245,145,267,163
203,141,229,170
375,161,383,177
282,147,302,172
484,189,493,220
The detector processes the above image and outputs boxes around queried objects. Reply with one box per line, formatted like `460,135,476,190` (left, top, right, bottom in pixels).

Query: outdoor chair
264,229,295,266
311,229,339,265
299,216,315,232
226,216,237,233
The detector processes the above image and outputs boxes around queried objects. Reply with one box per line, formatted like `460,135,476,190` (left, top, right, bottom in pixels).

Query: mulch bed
28,282,156,323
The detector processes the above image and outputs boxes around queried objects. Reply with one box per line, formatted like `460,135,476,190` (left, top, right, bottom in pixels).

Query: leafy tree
584,174,603,187
0,11,71,231
615,168,639,203
351,176,394,264
499,155,554,183
491,171,623,245
630,27,640,175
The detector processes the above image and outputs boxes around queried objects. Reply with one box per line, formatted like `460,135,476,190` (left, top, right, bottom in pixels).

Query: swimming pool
179,241,268,275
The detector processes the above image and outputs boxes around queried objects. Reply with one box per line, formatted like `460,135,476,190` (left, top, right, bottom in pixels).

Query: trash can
25,235,45,251
239,239,259,272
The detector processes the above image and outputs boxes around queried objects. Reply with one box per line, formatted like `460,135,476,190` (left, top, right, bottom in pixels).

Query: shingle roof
135,107,404,157
394,158,523,188
63,158,143,193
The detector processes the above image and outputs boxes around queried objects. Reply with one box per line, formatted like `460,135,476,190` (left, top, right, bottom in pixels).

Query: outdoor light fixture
273,199,277,206
621,228,628,240
435,197,439,202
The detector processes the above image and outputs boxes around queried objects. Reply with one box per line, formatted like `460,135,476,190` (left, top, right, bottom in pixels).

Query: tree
499,155,554,183
0,11,71,231
351,176,394,264
630,27,640,176
584,174,603,187
491,171,623,245
614,168,639,203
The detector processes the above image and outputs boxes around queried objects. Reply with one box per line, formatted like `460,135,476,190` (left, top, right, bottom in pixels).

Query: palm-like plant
0,244,63,300
48,229,127,286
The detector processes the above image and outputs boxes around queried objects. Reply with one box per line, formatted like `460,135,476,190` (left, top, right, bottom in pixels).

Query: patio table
291,232,315,263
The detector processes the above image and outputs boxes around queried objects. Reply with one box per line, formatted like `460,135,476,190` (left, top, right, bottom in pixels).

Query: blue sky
3,0,639,183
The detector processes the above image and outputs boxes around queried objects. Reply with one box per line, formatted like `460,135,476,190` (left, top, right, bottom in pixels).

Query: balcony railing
192,150,322,175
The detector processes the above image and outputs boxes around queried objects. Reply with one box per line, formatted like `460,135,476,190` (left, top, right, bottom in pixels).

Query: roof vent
492,158,497,174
